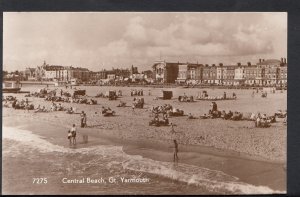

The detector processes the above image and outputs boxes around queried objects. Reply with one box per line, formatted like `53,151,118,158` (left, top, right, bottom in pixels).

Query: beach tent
74,90,86,96
161,90,173,100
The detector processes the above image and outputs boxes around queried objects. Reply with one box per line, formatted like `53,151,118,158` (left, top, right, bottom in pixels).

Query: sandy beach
2,85,287,194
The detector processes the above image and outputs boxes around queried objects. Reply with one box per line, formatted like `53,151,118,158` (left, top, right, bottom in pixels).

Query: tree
14,70,20,75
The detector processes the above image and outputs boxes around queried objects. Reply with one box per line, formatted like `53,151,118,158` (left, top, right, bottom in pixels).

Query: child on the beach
67,130,72,145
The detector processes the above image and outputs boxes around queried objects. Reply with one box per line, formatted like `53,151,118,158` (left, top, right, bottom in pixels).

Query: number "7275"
33,178,47,184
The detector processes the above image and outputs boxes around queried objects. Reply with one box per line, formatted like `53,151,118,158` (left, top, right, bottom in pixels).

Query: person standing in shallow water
83,113,87,128
173,139,179,163
80,111,85,128
71,124,77,145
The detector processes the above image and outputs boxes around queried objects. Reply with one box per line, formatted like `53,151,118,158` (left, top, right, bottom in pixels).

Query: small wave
3,126,285,194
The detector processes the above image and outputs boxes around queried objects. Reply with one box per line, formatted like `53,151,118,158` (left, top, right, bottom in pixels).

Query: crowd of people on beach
28,88,98,105
3,85,286,162
149,110,170,126
130,89,144,96
178,93,194,102
132,97,145,109
194,101,285,128
3,96,35,111
196,91,237,100
96,90,122,98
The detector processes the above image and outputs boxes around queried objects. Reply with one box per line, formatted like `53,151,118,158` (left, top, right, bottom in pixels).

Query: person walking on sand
71,124,77,145
170,123,175,133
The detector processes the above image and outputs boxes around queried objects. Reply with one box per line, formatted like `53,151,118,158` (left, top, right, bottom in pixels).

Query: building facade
234,63,246,85
176,64,188,83
223,66,236,85
152,61,180,84
278,65,287,87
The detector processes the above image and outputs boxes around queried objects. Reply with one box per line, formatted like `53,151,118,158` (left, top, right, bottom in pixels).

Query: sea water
2,126,283,195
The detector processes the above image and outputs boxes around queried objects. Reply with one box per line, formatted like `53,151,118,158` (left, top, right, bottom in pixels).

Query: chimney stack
284,58,287,64
262,59,265,62
281,58,284,63
237,62,241,67
247,62,251,66
259,59,262,63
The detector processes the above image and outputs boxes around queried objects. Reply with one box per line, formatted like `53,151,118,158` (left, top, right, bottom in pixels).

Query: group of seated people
188,113,197,119
255,113,275,128
197,92,236,100
3,96,17,101
168,107,185,116
45,95,70,102
117,101,127,107
101,106,114,115
197,91,209,99
44,95,97,105
178,93,194,102
151,112,169,125
66,107,76,114
3,98,35,110
199,109,276,127
50,102,65,111
133,97,144,108
34,105,48,113
274,110,287,118
151,104,173,114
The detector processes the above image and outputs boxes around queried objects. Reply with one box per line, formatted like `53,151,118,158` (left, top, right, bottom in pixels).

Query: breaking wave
3,126,284,194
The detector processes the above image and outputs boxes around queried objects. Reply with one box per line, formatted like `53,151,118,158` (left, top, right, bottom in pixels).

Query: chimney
281,58,284,63
259,59,261,63
237,62,241,67
262,59,265,62
219,63,223,67
247,62,251,66
284,58,287,64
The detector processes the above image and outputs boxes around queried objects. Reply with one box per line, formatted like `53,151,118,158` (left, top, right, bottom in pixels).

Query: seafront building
152,60,180,83
14,58,287,87
153,58,287,87
222,65,236,86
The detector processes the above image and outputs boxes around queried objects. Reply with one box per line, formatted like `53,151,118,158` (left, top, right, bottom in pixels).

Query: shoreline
3,116,286,192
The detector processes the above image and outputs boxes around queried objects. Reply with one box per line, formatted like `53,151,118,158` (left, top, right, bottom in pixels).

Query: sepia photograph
2,12,287,195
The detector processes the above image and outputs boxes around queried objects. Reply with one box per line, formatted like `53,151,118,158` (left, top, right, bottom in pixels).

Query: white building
176,64,188,83
234,66,245,85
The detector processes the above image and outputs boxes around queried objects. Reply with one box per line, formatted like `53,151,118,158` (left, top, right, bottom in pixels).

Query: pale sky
3,12,287,72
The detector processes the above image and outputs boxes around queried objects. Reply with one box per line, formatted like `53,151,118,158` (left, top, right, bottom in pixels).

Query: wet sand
3,115,286,193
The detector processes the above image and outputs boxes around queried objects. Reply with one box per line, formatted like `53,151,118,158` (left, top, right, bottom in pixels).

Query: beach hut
74,90,86,96
161,90,173,100
108,90,117,100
